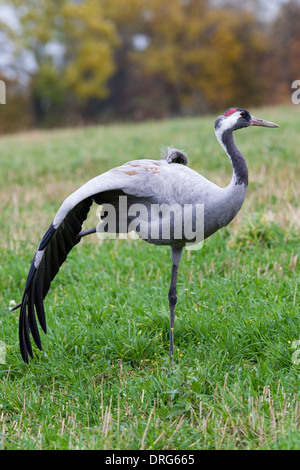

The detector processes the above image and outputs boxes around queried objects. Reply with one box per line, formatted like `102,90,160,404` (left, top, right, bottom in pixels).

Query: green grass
0,105,299,449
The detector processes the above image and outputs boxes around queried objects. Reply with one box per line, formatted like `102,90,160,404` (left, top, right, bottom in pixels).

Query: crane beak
250,115,280,128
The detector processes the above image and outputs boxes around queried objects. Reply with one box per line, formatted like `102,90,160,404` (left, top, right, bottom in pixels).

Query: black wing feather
34,270,47,333
27,286,41,349
18,196,93,362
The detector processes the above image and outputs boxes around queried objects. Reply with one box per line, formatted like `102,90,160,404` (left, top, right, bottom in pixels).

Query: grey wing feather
162,147,188,165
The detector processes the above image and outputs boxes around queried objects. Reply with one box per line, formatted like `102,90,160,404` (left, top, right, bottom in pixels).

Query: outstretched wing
15,167,137,363
18,197,93,363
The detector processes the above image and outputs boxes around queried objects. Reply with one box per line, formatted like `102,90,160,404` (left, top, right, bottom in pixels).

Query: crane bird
12,108,279,363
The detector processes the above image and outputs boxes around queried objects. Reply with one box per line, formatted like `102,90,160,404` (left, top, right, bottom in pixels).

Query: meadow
0,106,299,450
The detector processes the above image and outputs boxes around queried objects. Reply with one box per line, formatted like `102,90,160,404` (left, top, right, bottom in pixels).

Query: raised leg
76,227,97,241
169,247,183,363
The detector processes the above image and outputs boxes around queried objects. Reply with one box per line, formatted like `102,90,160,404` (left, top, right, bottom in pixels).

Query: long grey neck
220,129,248,187
199,125,249,238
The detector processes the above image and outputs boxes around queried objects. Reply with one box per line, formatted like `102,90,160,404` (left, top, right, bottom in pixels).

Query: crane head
215,107,280,133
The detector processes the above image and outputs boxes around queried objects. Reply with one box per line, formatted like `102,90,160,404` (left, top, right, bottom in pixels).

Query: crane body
12,108,279,363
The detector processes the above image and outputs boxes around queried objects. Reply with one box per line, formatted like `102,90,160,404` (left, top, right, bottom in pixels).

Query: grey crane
12,108,279,363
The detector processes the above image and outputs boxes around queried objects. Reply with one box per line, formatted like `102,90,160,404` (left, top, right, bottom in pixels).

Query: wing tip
19,290,45,363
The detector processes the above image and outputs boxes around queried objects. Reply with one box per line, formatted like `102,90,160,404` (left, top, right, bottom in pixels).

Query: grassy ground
0,105,299,450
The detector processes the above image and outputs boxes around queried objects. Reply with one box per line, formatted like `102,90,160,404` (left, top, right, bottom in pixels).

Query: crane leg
169,247,183,363
76,227,97,241
168,264,178,360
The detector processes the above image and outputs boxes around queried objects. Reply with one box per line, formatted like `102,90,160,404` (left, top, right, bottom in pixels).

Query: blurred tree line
0,0,299,133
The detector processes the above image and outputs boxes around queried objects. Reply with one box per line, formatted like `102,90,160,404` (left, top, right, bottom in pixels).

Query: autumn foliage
0,0,299,131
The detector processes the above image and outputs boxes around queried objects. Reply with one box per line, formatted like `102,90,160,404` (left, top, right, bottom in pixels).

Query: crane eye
240,112,246,117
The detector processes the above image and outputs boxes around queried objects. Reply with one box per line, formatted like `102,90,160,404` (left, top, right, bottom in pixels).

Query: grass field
0,105,299,450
